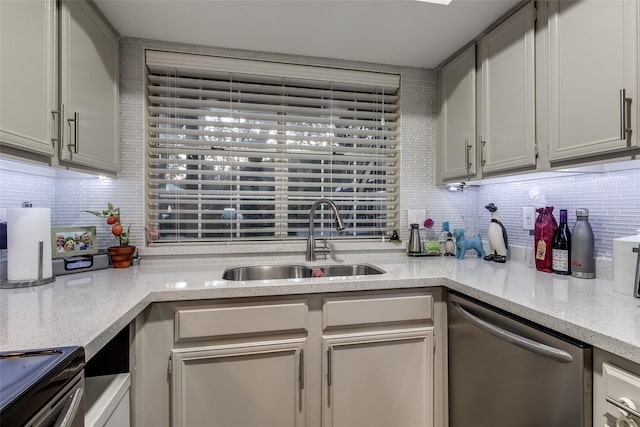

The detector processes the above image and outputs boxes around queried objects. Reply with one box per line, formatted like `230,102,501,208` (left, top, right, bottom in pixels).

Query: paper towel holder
0,240,55,289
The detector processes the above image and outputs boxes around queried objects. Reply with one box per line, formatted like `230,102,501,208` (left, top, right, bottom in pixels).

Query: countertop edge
3,255,639,365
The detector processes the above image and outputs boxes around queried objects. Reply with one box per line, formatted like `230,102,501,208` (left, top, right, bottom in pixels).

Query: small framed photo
51,226,98,258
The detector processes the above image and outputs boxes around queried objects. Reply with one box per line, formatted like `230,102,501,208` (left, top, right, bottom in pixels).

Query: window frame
144,49,401,245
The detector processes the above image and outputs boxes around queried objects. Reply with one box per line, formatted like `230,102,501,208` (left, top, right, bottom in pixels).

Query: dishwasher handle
451,302,574,363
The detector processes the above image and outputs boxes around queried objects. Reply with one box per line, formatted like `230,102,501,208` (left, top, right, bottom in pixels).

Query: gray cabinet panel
478,2,536,174
0,0,56,157
547,0,639,161
60,0,119,173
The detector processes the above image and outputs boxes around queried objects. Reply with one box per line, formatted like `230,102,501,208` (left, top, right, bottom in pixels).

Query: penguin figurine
484,203,508,263
444,232,455,256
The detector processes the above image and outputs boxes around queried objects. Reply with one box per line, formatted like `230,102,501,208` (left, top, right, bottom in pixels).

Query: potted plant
86,203,135,268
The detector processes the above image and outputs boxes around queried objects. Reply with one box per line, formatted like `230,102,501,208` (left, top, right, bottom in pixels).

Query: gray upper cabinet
437,45,477,183
546,0,639,162
0,0,56,158
437,0,640,184
59,0,119,173
0,0,119,175
477,2,536,174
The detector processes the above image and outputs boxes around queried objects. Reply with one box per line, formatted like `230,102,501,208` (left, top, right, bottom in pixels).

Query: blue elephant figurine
452,228,485,259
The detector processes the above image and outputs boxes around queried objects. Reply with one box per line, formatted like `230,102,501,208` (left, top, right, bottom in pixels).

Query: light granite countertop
1,251,639,365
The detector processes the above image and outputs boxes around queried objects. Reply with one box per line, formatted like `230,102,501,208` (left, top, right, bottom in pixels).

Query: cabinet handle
480,139,486,167
67,112,79,154
464,140,472,172
624,93,633,146
621,89,633,145
621,89,625,141
52,105,65,155
326,347,332,406
51,109,60,147
606,396,640,420
327,347,332,388
299,349,304,390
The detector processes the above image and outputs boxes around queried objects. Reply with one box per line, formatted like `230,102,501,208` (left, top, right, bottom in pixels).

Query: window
145,50,400,244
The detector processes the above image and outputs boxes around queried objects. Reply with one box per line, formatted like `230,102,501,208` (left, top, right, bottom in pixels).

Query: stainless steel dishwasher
447,291,592,427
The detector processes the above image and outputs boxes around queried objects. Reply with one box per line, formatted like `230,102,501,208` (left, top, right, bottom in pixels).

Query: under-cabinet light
447,182,466,192
415,0,453,5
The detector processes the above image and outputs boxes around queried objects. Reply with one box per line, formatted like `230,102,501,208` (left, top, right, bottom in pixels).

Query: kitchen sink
316,264,385,277
222,265,311,281
222,263,385,281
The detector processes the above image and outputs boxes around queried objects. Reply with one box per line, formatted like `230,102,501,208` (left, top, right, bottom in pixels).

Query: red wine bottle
535,207,557,272
552,209,571,275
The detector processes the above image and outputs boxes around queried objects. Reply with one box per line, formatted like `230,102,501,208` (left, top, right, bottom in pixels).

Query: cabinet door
594,349,640,427
0,0,55,157
547,0,639,161
171,339,306,427
322,328,434,427
437,45,476,182
60,0,119,172
478,2,536,174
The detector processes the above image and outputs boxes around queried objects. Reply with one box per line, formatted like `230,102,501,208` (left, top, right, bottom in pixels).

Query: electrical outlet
522,206,536,230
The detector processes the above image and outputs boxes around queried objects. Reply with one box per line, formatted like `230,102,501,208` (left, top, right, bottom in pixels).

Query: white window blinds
145,50,400,244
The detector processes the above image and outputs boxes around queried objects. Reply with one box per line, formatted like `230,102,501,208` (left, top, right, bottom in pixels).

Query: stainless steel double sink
222,263,385,281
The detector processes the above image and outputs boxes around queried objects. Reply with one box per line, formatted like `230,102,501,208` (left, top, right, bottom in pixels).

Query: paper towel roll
613,233,640,296
7,207,53,281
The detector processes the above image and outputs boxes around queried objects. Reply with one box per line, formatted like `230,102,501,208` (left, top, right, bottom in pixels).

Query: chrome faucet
306,198,346,261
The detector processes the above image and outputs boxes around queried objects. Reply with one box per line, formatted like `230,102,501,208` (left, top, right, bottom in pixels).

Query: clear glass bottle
525,229,535,268
552,209,571,275
571,208,595,279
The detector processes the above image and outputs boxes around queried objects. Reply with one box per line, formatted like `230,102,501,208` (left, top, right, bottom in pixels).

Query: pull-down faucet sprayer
305,198,345,261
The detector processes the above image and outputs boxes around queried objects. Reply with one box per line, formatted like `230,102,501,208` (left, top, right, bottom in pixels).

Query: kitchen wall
1,36,639,277
114,37,479,247
1,37,476,251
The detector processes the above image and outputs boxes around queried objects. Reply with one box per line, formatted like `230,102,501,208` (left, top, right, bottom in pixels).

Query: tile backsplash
2,37,639,277
476,168,640,260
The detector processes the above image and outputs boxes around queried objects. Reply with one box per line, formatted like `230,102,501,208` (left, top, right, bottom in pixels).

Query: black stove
0,346,85,426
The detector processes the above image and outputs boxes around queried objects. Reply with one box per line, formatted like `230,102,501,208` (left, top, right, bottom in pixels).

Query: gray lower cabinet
593,348,640,426
321,329,433,427
171,339,306,427
131,289,446,427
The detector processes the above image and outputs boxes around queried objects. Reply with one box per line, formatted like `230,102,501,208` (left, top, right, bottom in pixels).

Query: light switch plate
522,206,536,230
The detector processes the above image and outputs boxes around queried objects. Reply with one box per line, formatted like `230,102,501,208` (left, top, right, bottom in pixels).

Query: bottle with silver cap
571,208,595,278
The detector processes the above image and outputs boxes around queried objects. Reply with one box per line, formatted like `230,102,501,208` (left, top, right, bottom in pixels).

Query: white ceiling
94,0,522,69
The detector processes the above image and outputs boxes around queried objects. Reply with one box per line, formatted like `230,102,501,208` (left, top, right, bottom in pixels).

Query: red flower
423,218,434,229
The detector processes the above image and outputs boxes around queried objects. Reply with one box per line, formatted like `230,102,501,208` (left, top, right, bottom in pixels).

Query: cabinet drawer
175,301,308,342
323,293,432,329
603,362,640,418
